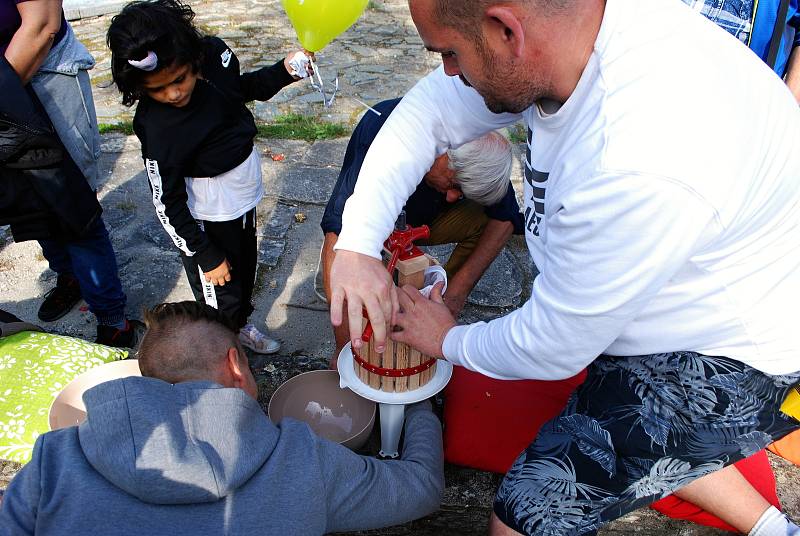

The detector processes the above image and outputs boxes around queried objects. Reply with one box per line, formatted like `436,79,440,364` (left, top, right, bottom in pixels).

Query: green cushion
0,331,126,463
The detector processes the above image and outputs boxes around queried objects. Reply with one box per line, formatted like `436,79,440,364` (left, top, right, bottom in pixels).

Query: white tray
337,342,453,405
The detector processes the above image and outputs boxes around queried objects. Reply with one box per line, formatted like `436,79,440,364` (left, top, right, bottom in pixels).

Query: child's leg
179,215,250,328
180,253,209,304
180,211,278,353
206,209,278,353
237,208,258,324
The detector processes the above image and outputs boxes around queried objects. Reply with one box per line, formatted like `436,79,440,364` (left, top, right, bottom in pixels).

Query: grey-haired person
320,97,524,365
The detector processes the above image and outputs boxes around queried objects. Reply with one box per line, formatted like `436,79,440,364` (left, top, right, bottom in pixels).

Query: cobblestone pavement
73,0,442,126
0,1,798,534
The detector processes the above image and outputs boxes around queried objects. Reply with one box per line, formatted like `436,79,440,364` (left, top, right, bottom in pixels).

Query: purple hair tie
128,51,158,71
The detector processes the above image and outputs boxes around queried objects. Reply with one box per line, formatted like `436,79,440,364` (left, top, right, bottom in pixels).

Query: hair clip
128,51,158,72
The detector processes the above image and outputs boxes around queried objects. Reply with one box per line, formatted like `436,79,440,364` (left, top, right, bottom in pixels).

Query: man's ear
225,346,248,388
484,6,526,58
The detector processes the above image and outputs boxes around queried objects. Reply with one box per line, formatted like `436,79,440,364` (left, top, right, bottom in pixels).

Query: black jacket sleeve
239,59,297,102
143,157,226,272
133,112,225,272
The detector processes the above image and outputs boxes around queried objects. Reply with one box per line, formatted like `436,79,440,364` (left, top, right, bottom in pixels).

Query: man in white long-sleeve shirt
329,0,800,534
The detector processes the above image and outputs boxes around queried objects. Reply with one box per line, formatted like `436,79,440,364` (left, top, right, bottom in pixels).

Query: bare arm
444,219,514,316
4,0,63,84
784,46,800,103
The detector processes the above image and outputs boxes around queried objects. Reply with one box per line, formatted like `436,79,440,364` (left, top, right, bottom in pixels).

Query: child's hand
204,259,232,286
285,50,315,79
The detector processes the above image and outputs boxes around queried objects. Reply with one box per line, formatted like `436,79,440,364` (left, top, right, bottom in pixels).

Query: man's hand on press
392,282,456,359
329,250,398,353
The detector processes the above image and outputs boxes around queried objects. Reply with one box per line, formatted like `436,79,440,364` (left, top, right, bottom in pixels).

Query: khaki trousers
417,199,489,277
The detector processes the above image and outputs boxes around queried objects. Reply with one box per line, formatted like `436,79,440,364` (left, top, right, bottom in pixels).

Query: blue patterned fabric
493,352,800,535
683,0,757,41
682,0,800,75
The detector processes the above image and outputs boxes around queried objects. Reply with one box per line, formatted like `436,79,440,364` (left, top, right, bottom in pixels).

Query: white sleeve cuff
442,323,517,380
442,324,469,366
332,232,383,259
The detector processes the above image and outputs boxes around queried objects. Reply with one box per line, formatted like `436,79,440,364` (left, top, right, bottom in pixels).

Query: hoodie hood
78,376,278,505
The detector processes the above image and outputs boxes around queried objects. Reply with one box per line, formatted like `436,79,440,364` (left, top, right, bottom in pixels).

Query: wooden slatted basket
353,252,438,393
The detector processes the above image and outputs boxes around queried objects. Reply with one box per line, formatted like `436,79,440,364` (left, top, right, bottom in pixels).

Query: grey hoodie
0,377,443,535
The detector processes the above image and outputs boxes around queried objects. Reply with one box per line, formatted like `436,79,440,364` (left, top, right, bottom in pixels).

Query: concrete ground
1,0,798,534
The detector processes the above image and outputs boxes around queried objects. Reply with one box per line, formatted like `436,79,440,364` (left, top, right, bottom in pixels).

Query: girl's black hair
106,0,205,106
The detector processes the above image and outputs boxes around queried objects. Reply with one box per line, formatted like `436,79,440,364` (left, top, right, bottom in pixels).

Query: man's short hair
433,0,570,42
138,301,241,384
449,131,513,206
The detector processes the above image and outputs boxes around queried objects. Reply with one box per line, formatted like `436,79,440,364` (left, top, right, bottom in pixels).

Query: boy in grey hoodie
0,301,444,535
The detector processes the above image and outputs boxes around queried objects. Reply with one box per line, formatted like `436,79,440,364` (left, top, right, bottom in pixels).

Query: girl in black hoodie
107,0,311,353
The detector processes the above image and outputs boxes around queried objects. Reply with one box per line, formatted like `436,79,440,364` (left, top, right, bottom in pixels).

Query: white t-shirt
336,0,800,379
185,146,264,222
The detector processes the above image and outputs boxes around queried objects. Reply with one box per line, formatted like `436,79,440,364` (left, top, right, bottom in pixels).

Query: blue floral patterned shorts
494,352,800,535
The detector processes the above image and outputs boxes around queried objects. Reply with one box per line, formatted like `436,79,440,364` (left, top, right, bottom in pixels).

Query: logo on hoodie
221,49,232,68
523,127,548,237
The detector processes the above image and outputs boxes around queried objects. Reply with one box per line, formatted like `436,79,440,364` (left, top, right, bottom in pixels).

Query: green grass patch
98,121,134,135
98,115,348,142
507,123,527,144
256,114,348,141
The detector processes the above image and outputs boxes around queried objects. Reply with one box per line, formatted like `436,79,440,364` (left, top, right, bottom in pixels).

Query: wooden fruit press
337,212,453,457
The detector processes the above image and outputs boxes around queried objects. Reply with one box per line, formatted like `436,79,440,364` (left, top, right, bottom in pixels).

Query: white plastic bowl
48,359,142,430
268,370,376,450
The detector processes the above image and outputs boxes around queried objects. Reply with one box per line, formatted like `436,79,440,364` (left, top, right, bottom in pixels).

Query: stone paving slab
258,199,298,240
260,138,313,163
303,139,351,168
63,0,128,21
265,165,341,205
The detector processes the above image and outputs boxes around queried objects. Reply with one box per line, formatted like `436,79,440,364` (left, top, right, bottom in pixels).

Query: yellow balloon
282,0,369,52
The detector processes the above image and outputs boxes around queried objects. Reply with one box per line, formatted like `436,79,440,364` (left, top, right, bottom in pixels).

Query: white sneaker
239,324,281,354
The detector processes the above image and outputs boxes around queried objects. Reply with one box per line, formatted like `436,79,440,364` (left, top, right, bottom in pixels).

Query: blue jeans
38,217,127,327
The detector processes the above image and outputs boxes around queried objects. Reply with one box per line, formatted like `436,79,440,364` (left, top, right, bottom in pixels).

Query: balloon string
306,57,381,116
350,96,382,116
308,56,338,107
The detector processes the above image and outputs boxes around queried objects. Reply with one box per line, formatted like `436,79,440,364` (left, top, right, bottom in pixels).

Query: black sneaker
95,319,146,349
38,274,82,322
